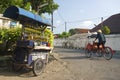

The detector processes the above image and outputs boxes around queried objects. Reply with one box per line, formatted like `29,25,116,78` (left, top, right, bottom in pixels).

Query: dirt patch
0,53,76,80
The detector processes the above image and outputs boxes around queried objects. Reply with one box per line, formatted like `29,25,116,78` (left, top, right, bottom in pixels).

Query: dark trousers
97,41,106,49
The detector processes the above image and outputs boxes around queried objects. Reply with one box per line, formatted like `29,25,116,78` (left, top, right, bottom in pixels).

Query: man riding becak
94,29,106,49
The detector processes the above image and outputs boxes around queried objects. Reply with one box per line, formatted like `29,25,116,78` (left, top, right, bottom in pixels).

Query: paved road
54,47,120,80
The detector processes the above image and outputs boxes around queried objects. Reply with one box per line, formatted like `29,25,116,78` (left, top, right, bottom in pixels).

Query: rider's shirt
96,32,106,43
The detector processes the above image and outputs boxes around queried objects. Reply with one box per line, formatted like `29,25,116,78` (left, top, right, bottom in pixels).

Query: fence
54,34,120,51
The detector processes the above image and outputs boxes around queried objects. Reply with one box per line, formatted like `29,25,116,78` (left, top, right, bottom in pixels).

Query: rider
94,29,106,49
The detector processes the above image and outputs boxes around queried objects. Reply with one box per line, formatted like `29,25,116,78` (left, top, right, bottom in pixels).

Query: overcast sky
52,0,120,34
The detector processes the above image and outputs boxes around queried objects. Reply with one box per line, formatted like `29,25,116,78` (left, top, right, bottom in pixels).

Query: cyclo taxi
85,33,114,60
3,6,53,76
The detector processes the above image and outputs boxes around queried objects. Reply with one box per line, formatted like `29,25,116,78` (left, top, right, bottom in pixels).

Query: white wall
54,34,120,51
0,20,2,27
105,34,120,50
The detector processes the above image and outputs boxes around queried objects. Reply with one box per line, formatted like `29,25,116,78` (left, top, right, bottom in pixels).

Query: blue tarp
3,6,51,26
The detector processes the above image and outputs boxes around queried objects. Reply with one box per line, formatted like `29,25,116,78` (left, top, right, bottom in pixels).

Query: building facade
0,14,20,29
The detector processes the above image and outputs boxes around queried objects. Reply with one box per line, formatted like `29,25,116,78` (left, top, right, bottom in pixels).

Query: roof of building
73,28,90,34
0,14,10,20
90,13,120,34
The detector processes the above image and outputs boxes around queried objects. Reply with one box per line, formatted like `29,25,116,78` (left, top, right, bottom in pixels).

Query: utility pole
51,12,53,32
51,0,54,32
101,17,103,28
65,22,67,32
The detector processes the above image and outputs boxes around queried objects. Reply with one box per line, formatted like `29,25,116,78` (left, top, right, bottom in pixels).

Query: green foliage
59,32,70,38
0,0,24,13
0,28,21,52
24,2,31,11
26,0,59,14
0,0,59,15
2,28,21,42
69,29,76,36
102,26,111,34
11,0,24,7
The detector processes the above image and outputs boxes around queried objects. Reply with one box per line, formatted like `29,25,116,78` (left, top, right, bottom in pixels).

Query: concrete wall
105,34,120,50
54,34,120,51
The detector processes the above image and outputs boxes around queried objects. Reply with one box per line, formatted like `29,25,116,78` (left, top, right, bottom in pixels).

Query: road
54,47,120,80
0,47,120,80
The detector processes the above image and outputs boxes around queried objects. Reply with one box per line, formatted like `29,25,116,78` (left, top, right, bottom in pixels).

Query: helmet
97,29,102,33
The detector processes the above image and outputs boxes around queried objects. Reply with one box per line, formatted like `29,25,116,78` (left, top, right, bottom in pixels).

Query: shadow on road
54,47,120,60
0,67,36,78
61,56,86,60
113,54,120,59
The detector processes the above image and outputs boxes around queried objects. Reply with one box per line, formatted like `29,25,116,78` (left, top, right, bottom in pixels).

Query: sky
48,0,120,34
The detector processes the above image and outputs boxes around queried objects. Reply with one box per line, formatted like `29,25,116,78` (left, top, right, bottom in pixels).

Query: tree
58,32,70,38
102,26,111,34
0,0,59,15
69,29,76,36
0,0,24,13
25,0,59,14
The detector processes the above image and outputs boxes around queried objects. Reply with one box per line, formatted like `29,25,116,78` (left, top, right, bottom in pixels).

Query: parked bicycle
85,35,114,60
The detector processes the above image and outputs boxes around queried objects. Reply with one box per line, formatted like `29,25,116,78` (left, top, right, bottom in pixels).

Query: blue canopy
3,6,51,26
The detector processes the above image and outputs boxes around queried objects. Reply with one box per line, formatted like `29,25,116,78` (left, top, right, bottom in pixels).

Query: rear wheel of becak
85,49,92,58
103,47,113,60
33,58,45,76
